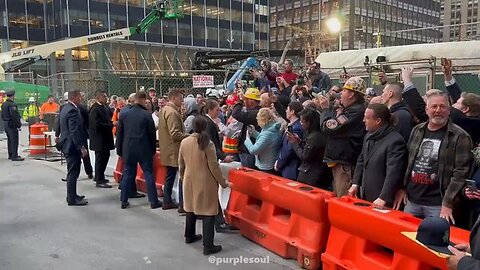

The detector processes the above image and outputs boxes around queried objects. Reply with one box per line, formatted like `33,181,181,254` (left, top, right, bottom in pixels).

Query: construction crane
0,0,183,76
281,24,333,65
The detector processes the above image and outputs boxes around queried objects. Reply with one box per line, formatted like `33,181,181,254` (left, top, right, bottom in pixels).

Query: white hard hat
206,88,220,100
63,92,69,100
28,97,35,102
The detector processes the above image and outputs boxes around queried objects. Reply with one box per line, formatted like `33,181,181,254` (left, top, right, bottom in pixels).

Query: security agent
0,90,24,161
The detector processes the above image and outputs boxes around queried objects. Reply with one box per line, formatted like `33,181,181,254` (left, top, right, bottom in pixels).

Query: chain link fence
33,69,231,100
7,61,480,105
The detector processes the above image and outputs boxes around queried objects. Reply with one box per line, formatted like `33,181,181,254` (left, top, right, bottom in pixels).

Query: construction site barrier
321,197,470,270
135,152,166,197
113,157,124,182
29,123,48,155
112,152,166,197
225,168,334,270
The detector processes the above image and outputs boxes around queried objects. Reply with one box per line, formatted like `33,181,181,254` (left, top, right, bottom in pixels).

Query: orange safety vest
221,116,240,154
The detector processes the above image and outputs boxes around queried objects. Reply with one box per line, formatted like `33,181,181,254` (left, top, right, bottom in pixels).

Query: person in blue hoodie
275,101,304,180
244,108,282,173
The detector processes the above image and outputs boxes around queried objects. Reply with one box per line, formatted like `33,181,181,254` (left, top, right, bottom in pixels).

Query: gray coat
352,124,407,206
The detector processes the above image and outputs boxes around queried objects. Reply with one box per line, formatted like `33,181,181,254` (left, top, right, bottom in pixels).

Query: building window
231,9,242,21
192,3,205,17
163,20,177,36
207,26,218,41
111,14,127,29
219,28,231,41
255,4,268,16
206,6,219,19
90,12,107,28
244,31,254,44
193,24,205,39
178,22,191,38
218,7,230,21
243,11,253,24
256,22,268,33
128,0,143,7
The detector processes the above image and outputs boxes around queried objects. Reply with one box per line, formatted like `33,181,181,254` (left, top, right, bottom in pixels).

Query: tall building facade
441,0,480,42
270,0,441,55
0,0,269,75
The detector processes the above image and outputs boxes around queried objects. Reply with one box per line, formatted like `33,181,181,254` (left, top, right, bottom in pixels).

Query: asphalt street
0,128,299,270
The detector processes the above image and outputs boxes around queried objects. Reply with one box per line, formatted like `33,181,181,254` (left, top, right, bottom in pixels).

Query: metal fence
31,69,231,100
9,64,480,101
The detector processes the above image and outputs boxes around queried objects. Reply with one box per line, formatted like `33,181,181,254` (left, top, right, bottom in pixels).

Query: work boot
203,245,222,256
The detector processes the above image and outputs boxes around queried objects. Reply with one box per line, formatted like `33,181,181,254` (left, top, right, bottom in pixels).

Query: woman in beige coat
179,115,230,256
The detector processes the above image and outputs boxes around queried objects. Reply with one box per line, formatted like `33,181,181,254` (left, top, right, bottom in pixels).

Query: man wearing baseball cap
231,88,262,168
1,90,24,161
315,77,367,196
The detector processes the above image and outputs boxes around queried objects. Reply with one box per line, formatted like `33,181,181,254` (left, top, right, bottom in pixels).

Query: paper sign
192,75,215,88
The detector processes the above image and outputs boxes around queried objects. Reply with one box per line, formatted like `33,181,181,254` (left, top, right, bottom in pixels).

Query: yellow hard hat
244,88,261,101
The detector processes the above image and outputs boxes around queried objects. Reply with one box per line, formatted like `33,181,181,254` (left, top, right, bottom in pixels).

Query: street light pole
326,17,342,52
339,32,342,51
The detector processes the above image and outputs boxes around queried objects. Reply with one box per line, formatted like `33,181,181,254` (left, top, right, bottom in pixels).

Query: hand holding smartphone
466,180,478,191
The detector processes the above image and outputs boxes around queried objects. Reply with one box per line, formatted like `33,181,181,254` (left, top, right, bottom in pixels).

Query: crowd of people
3,56,480,266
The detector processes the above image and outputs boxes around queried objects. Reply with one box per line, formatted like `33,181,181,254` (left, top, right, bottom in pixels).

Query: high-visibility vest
23,105,39,121
221,116,240,154
222,136,239,154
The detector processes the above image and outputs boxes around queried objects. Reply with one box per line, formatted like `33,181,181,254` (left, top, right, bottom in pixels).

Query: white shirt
152,112,159,129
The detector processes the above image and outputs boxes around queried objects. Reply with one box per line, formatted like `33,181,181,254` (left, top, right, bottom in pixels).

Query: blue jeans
121,159,159,204
404,200,441,218
164,166,178,205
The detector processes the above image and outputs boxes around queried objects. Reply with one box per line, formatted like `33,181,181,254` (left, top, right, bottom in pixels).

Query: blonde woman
244,108,282,173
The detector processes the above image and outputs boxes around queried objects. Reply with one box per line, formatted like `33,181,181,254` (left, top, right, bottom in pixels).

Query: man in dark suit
56,93,93,181
116,91,161,209
203,99,238,233
58,90,89,206
348,104,407,209
89,91,114,188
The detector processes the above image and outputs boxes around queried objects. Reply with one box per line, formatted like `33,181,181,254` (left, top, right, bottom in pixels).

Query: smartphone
287,125,293,134
466,179,478,191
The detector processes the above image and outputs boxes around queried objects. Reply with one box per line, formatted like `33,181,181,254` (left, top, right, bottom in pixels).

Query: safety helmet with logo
244,88,261,101
343,77,367,96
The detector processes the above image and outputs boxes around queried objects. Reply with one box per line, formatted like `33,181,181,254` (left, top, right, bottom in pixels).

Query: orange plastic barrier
113,157,124,183
321,197,470,270
135,152,166,197
29,123,48,155
112,153,166,197
225,168,334,269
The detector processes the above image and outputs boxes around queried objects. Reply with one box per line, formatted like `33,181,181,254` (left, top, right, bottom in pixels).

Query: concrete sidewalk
0,130,299,270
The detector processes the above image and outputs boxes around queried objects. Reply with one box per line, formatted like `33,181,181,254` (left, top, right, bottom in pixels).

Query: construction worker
1,90,24,161
23,97,40,127
40,94,60,131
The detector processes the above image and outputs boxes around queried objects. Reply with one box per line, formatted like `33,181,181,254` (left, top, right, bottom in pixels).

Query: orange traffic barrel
30,123,49,155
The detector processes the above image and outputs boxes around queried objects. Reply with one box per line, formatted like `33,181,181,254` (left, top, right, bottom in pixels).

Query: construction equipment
0,0,183,74
282,25,333,65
